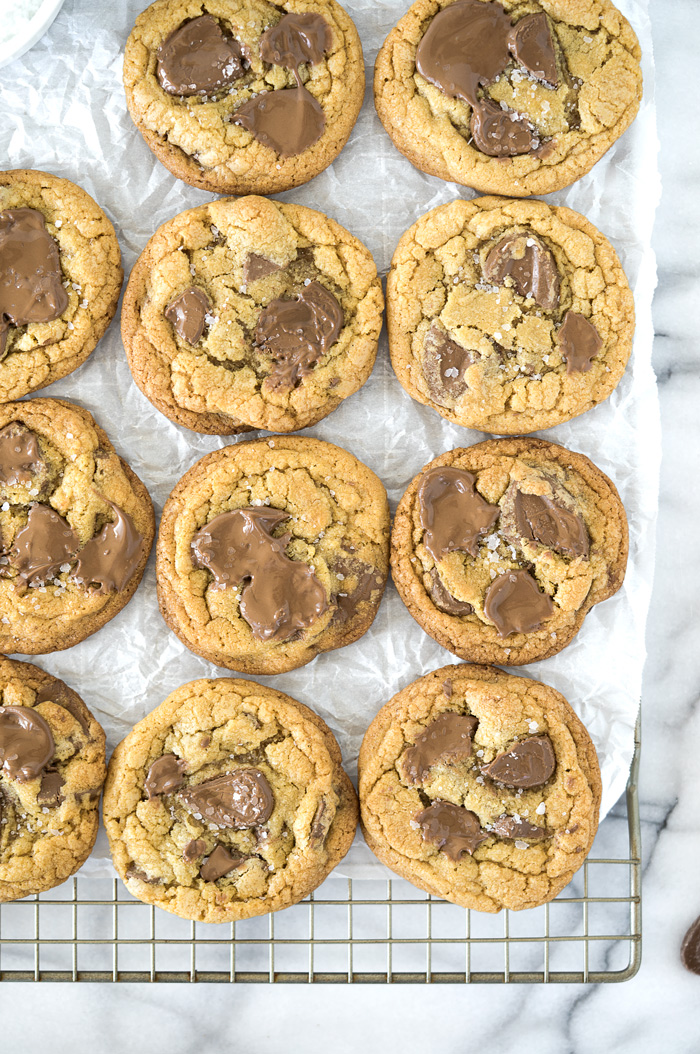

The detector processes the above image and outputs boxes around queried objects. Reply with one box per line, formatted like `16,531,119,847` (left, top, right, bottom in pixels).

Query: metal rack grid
0,720,640,985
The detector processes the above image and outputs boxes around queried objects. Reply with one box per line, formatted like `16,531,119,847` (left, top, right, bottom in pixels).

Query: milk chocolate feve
330,557,383,624
164,287,212,345
259,12,332,69
416,800,488,860
481,735,556,789
10,505,79,586
144,754,187,799
514,488,589,559
428,569,473,616
401,712,479,784
183,838,207,863
0,208,69,357
557,311,603,374
483,569,554,636
156,15,245,96
37,769,65,807
415,0,559,158
0,424,46,485
490,814,548,840
72,500,145,594
681,916,700,976
243,254,282,286
0,705,55,782
179,768,274,828
254,281,343,391
35,679,91,736
199,845,248,881
483,232,561,311
191,506,328,642
418,466,499,562
422,323,473,404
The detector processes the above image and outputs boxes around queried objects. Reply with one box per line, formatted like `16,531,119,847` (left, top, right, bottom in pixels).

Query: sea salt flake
536,802,546,815
514,840,529,850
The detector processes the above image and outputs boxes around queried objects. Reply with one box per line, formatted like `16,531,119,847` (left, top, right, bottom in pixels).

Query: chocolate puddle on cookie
415,0,560,157
232,12,332,156
191,506,328,642
254,281,343,391
157,15,246,97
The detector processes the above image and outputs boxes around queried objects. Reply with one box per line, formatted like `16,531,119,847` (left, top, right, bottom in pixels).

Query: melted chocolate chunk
259,12,332,69
0,424,46,485
417,466,499,562
164,286,212,345
514,488,589,558
243,254,282,286
0,208,69,358
416,801,488,860
0,706,55,782
71,500,144,594
179,768,274,828
37,769,65,807
191,506,328,642
428,569,473,616
199,845,248,881
183,838,207,863
144,754,187,799
254,281,343,391
35,679,90,736
10,505,79,586
415,0,557,158
557,311,603,374
401,712,479,784
483,232,560,311
490,814,548,840
442,679,453,698
422,323,473,404
126,867,161,884
681,916,700,976
330,557,383,625
483,569,554,636
481,736,556,789
156,15,245,96
310,800,329,846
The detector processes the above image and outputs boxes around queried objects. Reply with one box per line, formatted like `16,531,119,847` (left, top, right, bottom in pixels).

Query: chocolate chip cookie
374,0,642,196
104,677,358,922
387,196,634,434
391,437,627,666
0,399,155,654
157,435,389,674
124,0,365,195
358,663,601,912
0,657,106,901
121,195,383,434
0,169,122,401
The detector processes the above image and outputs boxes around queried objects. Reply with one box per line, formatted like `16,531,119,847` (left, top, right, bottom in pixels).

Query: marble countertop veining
1,1,699,1050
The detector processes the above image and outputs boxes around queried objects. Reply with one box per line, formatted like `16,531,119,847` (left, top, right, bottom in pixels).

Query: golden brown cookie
374,0,642,196
0,169,123,401
391,437,628,666
0,657,107,901
358,663,601,912
0,399,155,654
157,435,389,673
387,196,634,434
124,0,365,195
104,677,358,923
121,195,383,434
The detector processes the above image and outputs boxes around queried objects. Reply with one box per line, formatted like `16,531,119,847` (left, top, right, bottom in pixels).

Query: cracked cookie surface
124,0,364,195
391,437,627,665
0,399,155,654
0,170,122,401
104,677,358,922
387,196,634,434
157,435,390,674
374,0,642,196
0,657,106,901
122,195,383,434
358,663,601,912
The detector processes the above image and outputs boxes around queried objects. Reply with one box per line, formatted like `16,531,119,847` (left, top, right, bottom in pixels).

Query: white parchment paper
0,0,659,878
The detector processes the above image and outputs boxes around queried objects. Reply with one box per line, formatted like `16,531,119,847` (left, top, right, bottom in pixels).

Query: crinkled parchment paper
0,0,659,878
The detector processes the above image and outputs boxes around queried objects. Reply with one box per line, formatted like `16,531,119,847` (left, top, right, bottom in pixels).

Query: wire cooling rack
0,719,640,984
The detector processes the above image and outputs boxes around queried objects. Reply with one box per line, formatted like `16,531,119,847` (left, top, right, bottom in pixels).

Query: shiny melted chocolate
481,735,556,789
199,845,248,881
36,678,91,736
428,569,473,616
490,814,548,840
0,705,55,782
330,557,383,625
483,231,561,311
422,322,473,405
401,712,479,784
179,768,274,828
417,466,499,562
415,1,559,157
71,501,145,594
10,504,79,586
557,310,603,373
244,254,282,286
483,569,554,636
156,15,245,96
191,506,328,642
254,281,343,390
164,286,212,345
0,208,68,358
144,754,187,799
514,488,589,558
416,800,488,860
0,424,46,485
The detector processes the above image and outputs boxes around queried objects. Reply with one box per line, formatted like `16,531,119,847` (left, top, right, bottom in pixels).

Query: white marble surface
1,0,698,1048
